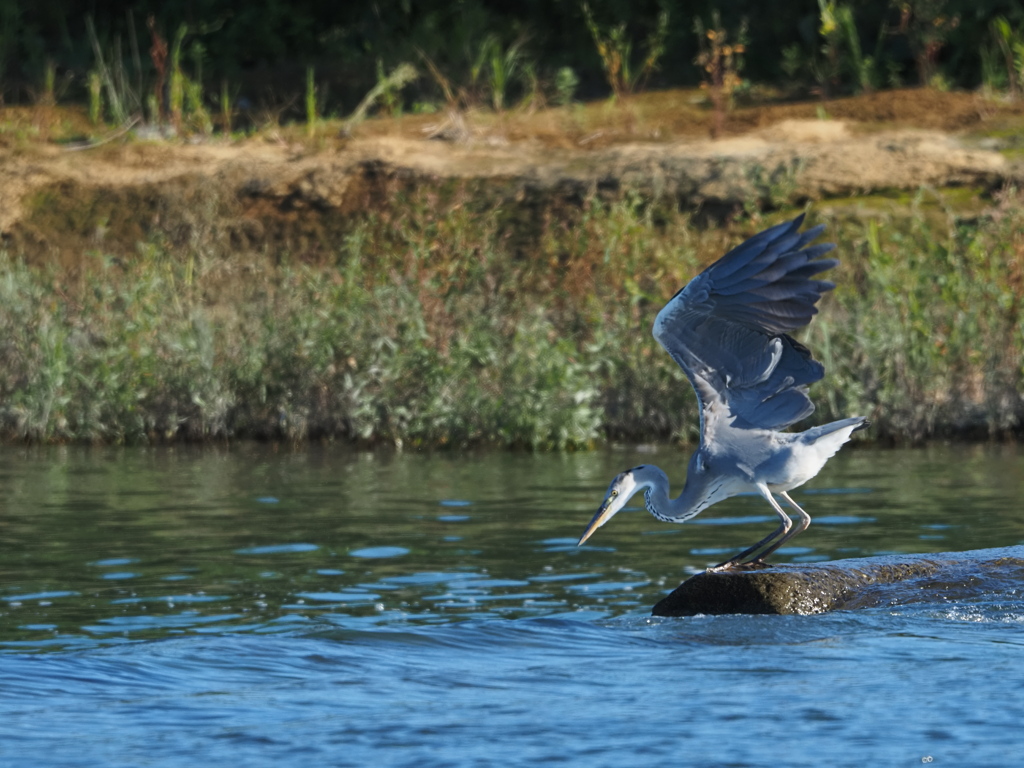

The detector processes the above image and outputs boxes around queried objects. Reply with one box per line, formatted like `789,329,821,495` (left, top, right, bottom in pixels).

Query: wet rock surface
652,546,1024,616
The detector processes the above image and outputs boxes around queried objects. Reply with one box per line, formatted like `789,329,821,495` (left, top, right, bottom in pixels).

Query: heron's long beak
577,500,615,546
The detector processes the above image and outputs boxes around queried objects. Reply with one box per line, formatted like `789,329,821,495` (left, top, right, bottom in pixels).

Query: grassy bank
1,190,1021,447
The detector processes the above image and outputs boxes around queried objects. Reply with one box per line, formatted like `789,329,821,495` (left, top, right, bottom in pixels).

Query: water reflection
0,443,1022,648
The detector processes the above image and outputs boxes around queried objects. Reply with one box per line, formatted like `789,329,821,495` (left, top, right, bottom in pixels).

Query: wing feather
653,215,837,433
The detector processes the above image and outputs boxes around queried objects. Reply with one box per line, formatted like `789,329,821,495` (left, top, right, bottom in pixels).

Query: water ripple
235,543,320,555
349,546,410,559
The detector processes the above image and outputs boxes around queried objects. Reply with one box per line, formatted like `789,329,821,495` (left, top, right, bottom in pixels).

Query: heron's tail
798,416,868,459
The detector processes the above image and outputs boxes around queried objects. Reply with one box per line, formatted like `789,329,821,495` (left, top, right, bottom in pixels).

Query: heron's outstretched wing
653,214,837,433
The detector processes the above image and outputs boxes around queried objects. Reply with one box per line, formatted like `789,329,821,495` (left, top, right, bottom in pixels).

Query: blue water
1,444,1023,766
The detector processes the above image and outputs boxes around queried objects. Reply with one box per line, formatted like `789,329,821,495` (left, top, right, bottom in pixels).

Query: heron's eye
611,490,618,497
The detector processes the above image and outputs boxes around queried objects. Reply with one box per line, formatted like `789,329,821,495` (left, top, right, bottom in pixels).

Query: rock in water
652,546,1024,616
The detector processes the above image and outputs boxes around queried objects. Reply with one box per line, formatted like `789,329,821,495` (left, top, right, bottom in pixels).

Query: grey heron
577,215,867,570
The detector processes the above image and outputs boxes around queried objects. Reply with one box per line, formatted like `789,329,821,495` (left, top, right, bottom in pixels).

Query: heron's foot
705,558,773,574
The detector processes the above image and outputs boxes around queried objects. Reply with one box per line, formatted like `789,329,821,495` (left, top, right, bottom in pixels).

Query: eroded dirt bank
1,111,1020,264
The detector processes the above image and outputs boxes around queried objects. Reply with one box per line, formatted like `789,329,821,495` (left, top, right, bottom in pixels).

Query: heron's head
577,466,650,546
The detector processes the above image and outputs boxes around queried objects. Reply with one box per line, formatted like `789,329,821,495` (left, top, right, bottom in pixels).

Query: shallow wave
3,608,1024,768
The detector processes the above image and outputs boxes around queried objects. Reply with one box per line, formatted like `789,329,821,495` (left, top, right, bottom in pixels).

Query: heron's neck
638,465,705,523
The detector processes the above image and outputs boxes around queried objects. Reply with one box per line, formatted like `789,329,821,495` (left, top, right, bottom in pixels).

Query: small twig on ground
63,116,141,151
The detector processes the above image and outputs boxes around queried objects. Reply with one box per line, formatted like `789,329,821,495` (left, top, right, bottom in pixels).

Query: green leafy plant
305,66,318,136
185,77,212,134
160,23,216,134
694,12,748,138
32,59,70,106
816,0,844,96
374,59,401,116
554,67,579,106
896,0,960,87
582,3,668,100
219,79,234,133
343,62,418,132
168,24,187,130
87,70,103,124
992,17,1024,99
784,2,884,97
835,4,875,93
745,160,805,210
486,36,525,112
85,15,142,124
781,44,804,83
147,15,168,123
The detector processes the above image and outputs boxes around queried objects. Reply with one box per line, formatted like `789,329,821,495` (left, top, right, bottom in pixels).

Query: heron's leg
708,483,791,571
753,491,811,562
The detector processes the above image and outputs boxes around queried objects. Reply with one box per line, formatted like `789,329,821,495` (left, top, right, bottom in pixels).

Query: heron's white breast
765,444,831,492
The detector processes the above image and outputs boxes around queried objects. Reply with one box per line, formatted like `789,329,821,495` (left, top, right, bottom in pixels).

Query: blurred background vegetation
2,0,1024,125
1,193,1021,447
1,1,1022,448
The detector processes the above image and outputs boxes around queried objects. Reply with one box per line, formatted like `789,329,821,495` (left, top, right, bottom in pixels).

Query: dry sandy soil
1,88,1022,263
